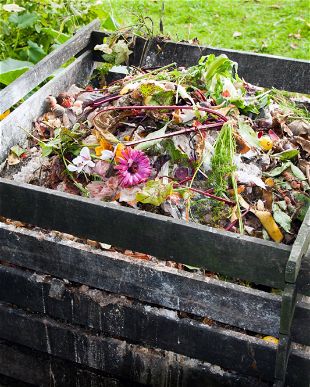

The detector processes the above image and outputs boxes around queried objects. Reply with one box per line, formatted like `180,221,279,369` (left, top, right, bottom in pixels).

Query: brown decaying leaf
295,136,310,155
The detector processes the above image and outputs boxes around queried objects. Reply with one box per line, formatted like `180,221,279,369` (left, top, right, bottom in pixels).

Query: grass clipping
210,122,243,233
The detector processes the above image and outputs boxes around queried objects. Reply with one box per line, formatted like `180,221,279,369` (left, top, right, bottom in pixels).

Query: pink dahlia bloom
115,148,151,187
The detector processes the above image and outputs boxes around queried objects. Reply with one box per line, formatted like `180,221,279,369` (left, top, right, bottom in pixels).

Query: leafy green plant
0,0,113,87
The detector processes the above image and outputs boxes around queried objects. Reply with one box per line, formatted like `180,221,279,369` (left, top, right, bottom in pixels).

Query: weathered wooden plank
0,179,292,288
0,374,33,387
0,263,309,348
0,20,100,115
285,207,310,284
0,339,128,387
0,51,95,162
0,304,276,386
0,224,303,338
131,36,310,93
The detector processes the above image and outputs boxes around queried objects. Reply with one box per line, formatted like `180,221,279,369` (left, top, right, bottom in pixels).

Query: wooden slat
0,51,95,162
0,302,309,385
130,36,310,93
0,179,291,288
0,302,275,381
0,340,123,387
0,304,279,386
0,20,100,115
0,264,308,347
285,207,310,283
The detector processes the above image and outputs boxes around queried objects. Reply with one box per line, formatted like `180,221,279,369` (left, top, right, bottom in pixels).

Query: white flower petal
79,146,91,160
67,164,78,172
100,150,114,160
72,155,83,165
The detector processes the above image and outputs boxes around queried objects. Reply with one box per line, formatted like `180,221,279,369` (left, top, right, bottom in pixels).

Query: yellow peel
251,209,284,243
263,336,279,345
0,110,10,121
259,136,273,151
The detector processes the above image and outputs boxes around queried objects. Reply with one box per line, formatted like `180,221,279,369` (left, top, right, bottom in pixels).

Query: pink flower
115,148,151,187
87,177,119,201
93,160,110,178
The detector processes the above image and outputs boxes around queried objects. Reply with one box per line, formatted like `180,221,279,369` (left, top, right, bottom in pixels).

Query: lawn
108,0,310,60
0,0,309,90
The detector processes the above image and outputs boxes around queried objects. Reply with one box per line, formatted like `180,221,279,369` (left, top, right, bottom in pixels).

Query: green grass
104,0,310,60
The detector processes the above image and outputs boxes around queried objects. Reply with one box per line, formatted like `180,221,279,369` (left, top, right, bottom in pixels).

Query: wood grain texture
0,225,310,344
0,263,308,347
0,179,292,289
0,304,278,386
0,20,100,115
0,51,95,162
131,36,310,93
285,208,310,283
0,339,131,387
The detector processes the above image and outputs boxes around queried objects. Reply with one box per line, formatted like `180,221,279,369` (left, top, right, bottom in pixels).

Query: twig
94,104,228,122
179,186,235,206
125,122,223,146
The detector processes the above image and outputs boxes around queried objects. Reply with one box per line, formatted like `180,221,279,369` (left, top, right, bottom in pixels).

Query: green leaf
9,12,37,29
163,139,188,163
272,203,291,232
20,40,46,63
41,27,70,44
0,58,33,85
102,15,119,31
265,162,291,177
10,145,26,157
136,180,173,206
135,124,168,151
39,143,53,157
272,149,299,161
294,193,310,222
237,119,260,148
290,164,306,181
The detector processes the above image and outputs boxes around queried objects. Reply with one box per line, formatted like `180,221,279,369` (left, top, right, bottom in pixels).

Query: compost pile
6,54,310,245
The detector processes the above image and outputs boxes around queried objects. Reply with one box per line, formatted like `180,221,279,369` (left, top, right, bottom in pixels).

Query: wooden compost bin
0,20,309,387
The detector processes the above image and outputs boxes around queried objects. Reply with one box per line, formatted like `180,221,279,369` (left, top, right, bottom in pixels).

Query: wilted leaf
290,43,298,50
265,162,291,177
288,120,310,136
290,163,306,181
272,203,291,232
295,136,310,155
237,119,260,148
233,31,242,38
135,124,167,150
7,153,20,165
136,180,173,206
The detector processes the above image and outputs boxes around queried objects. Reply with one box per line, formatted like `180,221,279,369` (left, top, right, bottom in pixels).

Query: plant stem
95,104,228,122
179,186,235,206
123,62,177,84
125,122,223,146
